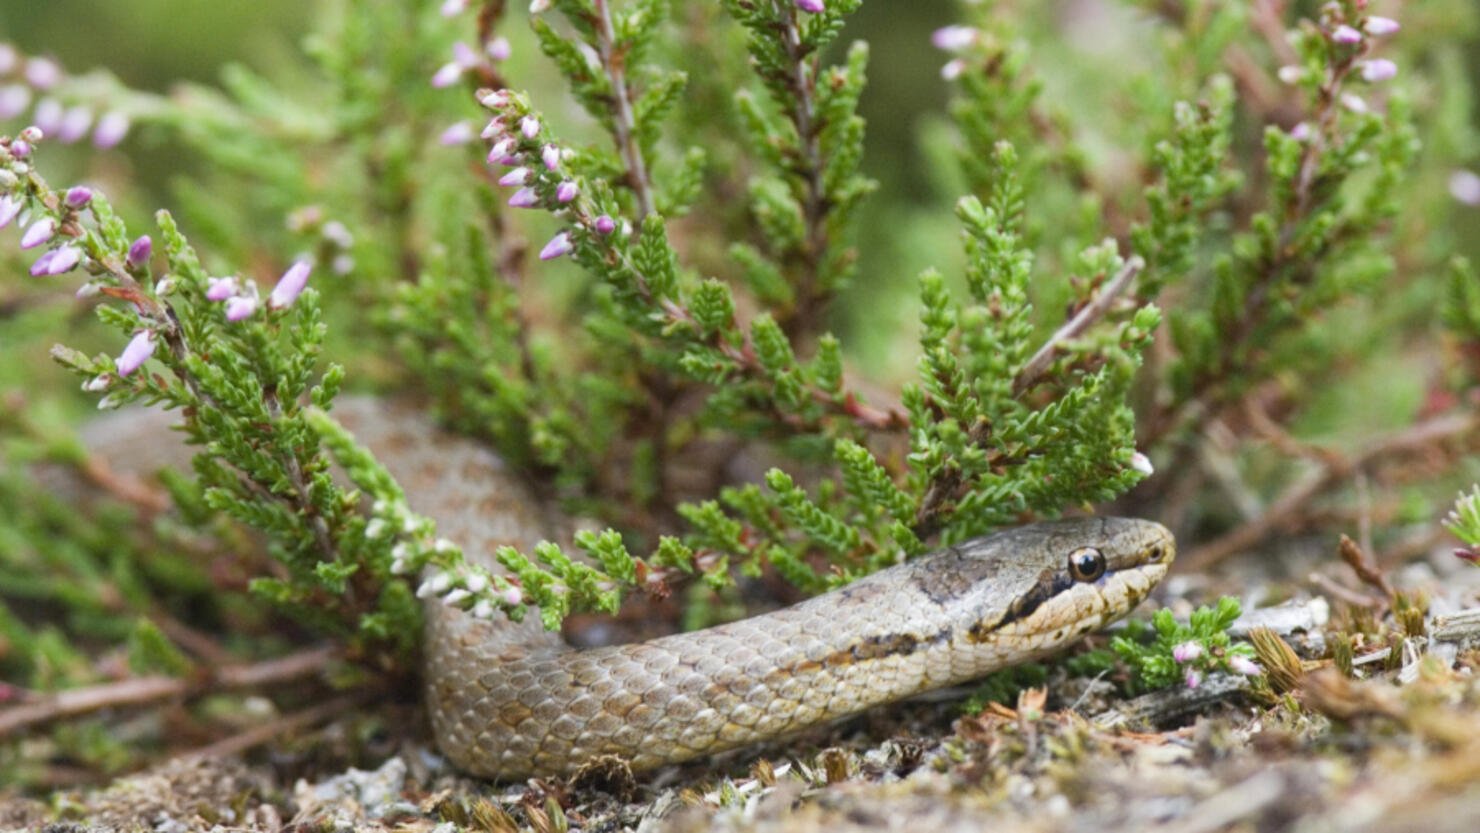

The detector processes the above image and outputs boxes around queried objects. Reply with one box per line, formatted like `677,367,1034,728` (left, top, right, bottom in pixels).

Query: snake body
84,397,1174,780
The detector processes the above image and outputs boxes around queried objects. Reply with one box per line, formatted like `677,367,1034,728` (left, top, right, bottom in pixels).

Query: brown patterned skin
80,398,1175,780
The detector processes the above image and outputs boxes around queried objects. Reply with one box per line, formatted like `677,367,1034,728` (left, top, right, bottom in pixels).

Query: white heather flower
1229,655,1262,676
530,0,552,12
1340,92,1368,113
440,0,468,16
1360,59,1397,83
1364,17,1400,36
451,41,479,69
57,105,91,143
365,518,389,539
1449,170,1480,206
24,57,61,89
205,276,239,301
0,83,30,119
439,121,474,145
498,167,530,186
931,25,978,51
1173,641,1203,663
0,195,23,229
93,110,130,149
481,117,505,139
472,600,495,619
1277,65,1303,85
539,231,573,260
502,585,524,605
480,89,510,108
116,330,156,376
82,374,111,392
431,62,462,88
487,36,511,61
940,59,966,81
268,260,311,309
465,574,489,594
20,217,55,249
434,537,457,553
417,572,454,599
1130,452,1154,476
443,589,471,606
225,295,258,322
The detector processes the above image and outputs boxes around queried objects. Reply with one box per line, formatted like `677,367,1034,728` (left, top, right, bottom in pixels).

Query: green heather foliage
1,0,1479,754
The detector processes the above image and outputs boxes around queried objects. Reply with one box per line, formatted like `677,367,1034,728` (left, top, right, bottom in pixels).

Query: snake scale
81,397,1174,779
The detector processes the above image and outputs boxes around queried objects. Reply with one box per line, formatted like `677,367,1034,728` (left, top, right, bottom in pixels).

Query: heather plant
1,0,1478,784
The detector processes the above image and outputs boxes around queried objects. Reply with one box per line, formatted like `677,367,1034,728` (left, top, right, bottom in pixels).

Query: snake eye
1148,545,1164,562
1067,546,1106,582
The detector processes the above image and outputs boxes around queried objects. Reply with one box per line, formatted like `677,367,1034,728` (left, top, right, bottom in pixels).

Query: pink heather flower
1449,170,1480,206
479,89,510,108
269,261,311,309
487,36,511,61
594,215,616,235
498,155,520,166
498,167,530,186
556,180,578,203
1229,656,1262,676
1184,668,1203,689
940,59,966,81
1172,641,1203,663
480,117,505,139
1455,547,1480,564
32,97,63,136
24,57,62,89
116,330,155,376
93,111,130,149
539,231,573,260
931,25,978,51
0,44,15,74
1360,59,1397,82
0,195,21,229
541,144,560,170
1332,24,1362,44
20,217,55,249
10,139,32,158
58,105,92,143
440,0,467,16
225,295,258,321
1289,122,1312,142
41,244,81,275
508,187,538,208
64,186,92,209
489,137,516,160
431,62,462,88
205,276,239,301
439,121,474,145
502,585,524,606
0,83,30,119
1365,17,1400,36
125,235,152,269
520,115,540,139
452,41,479,68
796,0,824,12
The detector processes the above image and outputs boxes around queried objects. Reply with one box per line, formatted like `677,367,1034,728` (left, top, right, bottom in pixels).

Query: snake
79,397,1174,780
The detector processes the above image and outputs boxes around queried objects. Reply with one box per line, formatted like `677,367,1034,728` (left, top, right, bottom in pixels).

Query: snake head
952,517,1175,660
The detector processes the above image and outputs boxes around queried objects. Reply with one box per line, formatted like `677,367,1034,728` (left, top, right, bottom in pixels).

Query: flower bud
126,235,152,269
64,185,92,208
116,329,156,376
